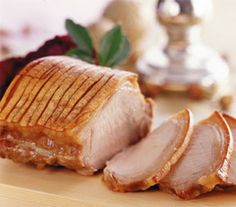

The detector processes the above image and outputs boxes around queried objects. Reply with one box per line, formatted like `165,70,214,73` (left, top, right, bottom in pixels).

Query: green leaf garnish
65,19,130,68
107,36,130,67
65,19,93,56
98,25,122,66
65,48,93,63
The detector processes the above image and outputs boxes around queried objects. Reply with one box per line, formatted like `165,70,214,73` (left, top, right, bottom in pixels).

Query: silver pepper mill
137,0,229,98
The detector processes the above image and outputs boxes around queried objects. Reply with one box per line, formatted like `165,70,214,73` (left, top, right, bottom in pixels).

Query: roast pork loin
223,114,236,185
160,112,233,199
103,109,193,192
0,56,153,175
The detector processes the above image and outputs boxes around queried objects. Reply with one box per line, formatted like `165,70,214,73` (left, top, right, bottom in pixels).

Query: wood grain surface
0,148,236,207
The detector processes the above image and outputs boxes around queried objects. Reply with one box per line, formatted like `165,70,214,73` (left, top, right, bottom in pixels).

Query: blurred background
0,0,111,57
1,0,236,122
0,0,235,65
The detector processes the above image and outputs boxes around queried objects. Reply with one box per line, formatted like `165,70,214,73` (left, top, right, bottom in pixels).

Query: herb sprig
65,19,130,68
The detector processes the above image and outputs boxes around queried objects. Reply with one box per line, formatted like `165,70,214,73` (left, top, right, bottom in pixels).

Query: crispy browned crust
0,76,32,120
53,67,107,126
160,111,233,200
0,127,94,175
61,71,113,131
0,56,153,173
66,71,138,132
103,109,193,192
26,60,80,127
35,64,92,127
103,169,151,192
45,66,91,128
6,60,63,122
0,56,139,133
0,58,68,126
0,56,143,138
0,57,60,119
223,113,236,129
0,58,43,113
160,181,220,200
11,60,67,123
222,113,236,186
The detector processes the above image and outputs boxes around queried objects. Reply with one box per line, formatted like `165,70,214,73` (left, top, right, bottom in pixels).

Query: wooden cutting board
1,96,236,207
1,159,236,207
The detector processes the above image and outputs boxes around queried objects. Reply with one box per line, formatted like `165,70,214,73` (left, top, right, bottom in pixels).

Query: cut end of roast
79,82,153,172
103,109,193,192
0,56,153,175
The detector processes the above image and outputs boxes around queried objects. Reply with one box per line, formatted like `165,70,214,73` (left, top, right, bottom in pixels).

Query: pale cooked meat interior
103,109,193,191
80,82,152,170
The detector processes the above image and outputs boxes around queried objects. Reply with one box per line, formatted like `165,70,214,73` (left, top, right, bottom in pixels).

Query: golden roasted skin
223,114,236,185
0,56,153,174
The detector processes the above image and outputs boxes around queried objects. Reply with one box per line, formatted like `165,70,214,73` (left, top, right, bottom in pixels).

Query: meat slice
160,112,233,199
0,56,153,175
103,109,193,192
223,114,236,185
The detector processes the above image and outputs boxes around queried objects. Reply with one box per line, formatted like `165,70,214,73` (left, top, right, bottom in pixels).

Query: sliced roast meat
223,114,236,185
0,56,153,175
103,109,193,192
160,112,233,199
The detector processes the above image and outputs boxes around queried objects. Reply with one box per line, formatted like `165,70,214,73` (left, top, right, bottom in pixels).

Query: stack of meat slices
159,112,232,199
0,56,153,175
104,109,193,192
104,110,236,199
